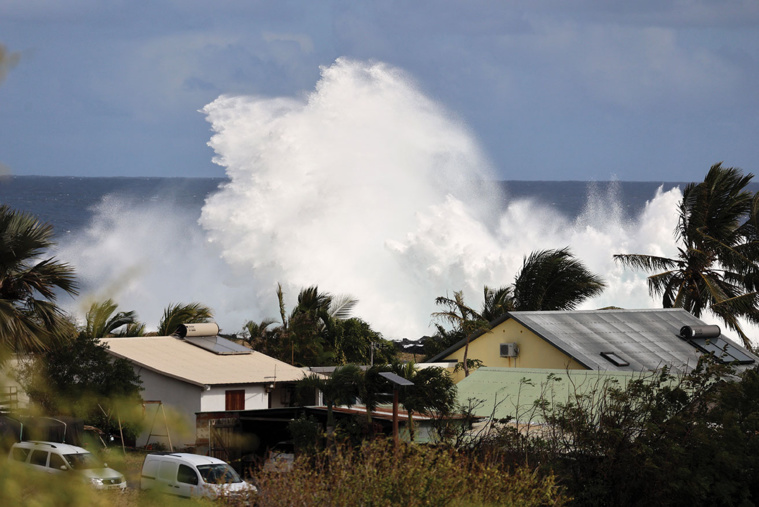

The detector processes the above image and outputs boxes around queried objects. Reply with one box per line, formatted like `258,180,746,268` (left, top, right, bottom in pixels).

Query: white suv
140,452,256,500
9,441,126,490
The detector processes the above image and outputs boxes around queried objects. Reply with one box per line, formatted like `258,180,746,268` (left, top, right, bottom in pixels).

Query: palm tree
432,291,488,377
615,164,759,347
511,247,606,311
82,298,142,338
480,285,514,321
296,364,362,433
356,365,392,425
242,318,276,342
273,284,358,366
433,249,604,374
157,302,214,336
0,205,78,355
392,362,457,441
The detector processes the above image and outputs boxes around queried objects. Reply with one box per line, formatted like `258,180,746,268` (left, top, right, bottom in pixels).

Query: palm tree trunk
462,337,470,377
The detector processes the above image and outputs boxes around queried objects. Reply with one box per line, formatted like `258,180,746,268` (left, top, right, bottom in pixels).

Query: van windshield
63,453,101,470
196,464,242,484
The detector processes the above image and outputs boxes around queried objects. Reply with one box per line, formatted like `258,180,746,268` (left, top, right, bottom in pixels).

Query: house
425,309,758,382
101,323,313,447
455,367,663,425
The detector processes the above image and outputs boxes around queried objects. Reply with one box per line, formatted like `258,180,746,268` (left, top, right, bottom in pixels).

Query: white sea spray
58,59,695,340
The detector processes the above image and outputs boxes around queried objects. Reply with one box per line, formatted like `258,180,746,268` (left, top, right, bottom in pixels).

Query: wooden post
392,388,399,447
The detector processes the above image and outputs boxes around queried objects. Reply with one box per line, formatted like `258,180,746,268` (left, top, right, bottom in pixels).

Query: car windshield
63,452,101,470
196,463,242,484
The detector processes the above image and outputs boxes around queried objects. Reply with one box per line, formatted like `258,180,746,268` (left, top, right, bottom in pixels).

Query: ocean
0,176,698,239
0,175,709,340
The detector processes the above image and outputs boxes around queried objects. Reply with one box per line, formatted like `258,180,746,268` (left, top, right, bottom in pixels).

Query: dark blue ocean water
0,176,751,239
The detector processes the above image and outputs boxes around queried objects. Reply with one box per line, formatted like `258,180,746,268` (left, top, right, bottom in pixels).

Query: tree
157,302,214,336
432,291,488,377
241,318,278,354
19,331,143,436
0,205,78,357
511,247,606,311
432,249,604,373
480,285,514,322
296,365,362,432
392,362,457,441
268,285,361,366
355,365,393,425
327,317,396,366
615,163,759,347
82,298,142,338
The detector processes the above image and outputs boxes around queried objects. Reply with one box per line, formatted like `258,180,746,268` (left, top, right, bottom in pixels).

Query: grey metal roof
427,308,759,373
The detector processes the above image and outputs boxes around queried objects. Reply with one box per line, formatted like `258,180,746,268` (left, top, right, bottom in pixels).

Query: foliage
470,358,759,506
0,205,79,358
252,438,569,507
327,317,396,365
82,298,142,338
430,249,604,369
247,285,392,367
287,414,323,454
511,247,605,311
615,163,759,347
18,332,143,438
296,365,363,429
157,302,213,336
391,362,458,441
433,291,489,377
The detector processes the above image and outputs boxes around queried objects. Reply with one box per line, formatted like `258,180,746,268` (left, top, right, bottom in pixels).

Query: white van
9,441,126,490
140,452,256,500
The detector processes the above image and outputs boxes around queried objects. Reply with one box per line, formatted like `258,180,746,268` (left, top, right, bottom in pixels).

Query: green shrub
252,438,568,506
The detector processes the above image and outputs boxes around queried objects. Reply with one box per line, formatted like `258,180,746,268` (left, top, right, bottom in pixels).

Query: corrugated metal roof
456,367,667,422
101,336,310,386
427,308,758,372
510,308,756,372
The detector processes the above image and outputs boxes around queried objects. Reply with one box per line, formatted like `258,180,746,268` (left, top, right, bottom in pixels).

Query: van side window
177,464,199,485
49,453,67,470
11,447,29,462
30,450,49,466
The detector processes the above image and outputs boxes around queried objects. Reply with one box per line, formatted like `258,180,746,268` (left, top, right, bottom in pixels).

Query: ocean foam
59,59,708,341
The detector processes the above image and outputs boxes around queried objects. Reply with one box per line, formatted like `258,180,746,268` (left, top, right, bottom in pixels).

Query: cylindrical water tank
174,322,220,338
679,324,721,339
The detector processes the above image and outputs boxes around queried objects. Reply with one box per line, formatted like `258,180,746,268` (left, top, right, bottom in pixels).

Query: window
177,464,199,485
600,351,630,367
11,447,29,462
49,453,67,471
30,450,48,466
225,389,245,411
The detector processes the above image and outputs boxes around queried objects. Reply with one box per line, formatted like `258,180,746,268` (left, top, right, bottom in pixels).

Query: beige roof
101,336,310,387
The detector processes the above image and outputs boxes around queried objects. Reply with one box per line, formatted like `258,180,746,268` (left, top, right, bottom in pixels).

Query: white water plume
60,58,687,340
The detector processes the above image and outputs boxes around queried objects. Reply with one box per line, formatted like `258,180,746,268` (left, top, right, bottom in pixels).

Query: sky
1,1,758,182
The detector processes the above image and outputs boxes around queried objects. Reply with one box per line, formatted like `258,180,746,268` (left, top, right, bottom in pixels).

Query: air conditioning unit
500,343,519,358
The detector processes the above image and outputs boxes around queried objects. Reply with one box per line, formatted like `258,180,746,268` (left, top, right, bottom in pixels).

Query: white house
101,323,312,447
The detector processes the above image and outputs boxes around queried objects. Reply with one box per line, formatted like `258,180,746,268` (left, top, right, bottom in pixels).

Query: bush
471,359,759,506
252,438,568,506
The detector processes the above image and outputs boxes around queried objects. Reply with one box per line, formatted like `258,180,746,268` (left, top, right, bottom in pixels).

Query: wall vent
500,343,519,358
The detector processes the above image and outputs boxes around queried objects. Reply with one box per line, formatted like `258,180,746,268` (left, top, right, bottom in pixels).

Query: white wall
134,366,202,448
200,385,268,412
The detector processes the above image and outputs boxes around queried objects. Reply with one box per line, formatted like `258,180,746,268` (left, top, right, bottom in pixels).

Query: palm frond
613,254,680,273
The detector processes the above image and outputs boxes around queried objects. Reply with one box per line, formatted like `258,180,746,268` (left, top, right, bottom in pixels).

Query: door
48,452,68,476
157,460,179,495
28,449,49,473
175,463,200,498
